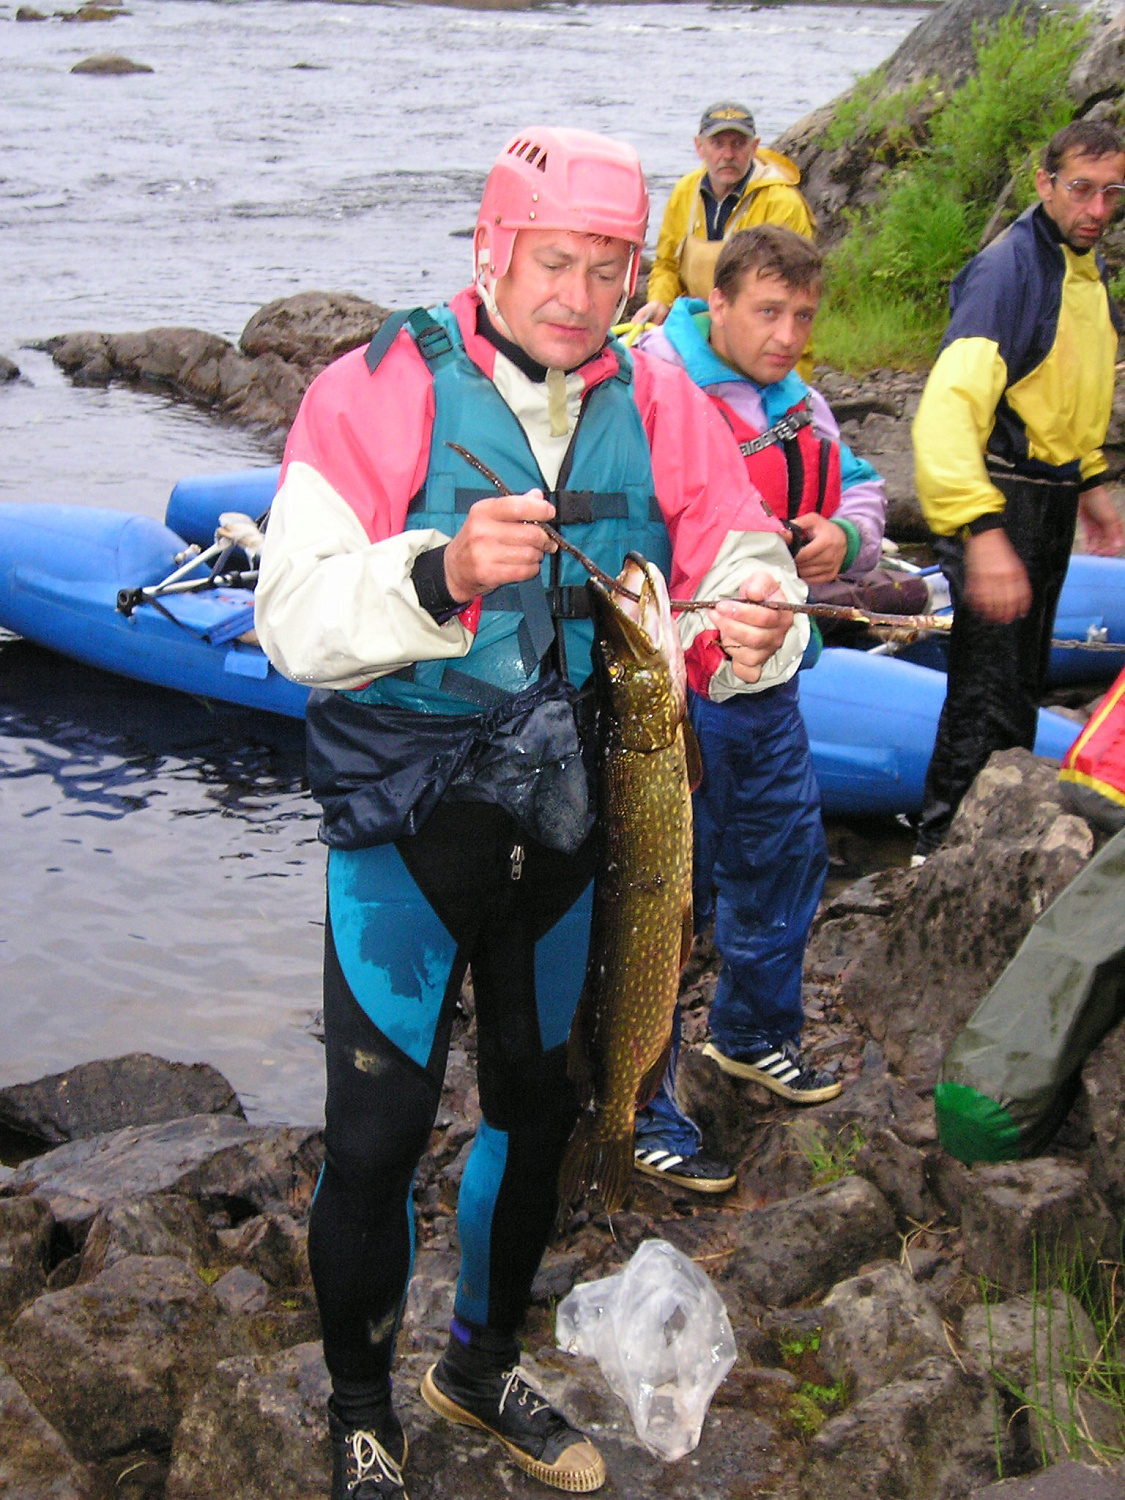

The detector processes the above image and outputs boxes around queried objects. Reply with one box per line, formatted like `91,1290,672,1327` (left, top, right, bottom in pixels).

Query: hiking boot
329,1409,408,1499
421,1356,605,1493
702,1039,842,1104
633,1145,737,1194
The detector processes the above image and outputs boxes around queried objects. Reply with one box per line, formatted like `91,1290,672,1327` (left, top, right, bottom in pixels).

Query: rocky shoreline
3,750,1125,1500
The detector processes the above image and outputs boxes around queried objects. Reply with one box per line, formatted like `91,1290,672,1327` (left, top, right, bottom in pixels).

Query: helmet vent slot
509,138,549,172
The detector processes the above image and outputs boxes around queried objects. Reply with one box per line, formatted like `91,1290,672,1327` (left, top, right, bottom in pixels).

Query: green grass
980,1243,1125,1476
823,67,942,158
791,1120,866,1185
819,5,1090,373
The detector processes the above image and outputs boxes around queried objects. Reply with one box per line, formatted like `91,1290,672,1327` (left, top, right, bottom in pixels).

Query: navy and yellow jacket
913,204,1121,536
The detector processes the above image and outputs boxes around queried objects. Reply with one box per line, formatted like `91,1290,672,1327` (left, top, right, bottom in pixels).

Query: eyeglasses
1050,174,1125,208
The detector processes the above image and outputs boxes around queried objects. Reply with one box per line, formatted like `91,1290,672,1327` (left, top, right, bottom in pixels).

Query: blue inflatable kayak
0,503,307,719
0,472,1082,817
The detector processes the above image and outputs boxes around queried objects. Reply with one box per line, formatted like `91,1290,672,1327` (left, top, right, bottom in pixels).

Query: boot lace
347,1430,404,1494
498,1369,552,1422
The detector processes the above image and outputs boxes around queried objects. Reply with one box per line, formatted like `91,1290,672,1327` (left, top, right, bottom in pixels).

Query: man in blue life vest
630,226,886,1193
913,119,1125,861
255,128,807,1499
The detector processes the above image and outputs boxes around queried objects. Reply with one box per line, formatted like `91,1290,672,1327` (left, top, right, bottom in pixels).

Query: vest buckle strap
738,402,814,457
555,489,629,524
413,322,454,363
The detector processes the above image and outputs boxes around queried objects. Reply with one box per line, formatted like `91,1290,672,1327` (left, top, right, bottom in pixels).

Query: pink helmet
477,128,649,295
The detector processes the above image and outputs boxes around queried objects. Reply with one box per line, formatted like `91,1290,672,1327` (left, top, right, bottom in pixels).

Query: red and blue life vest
351,305,671,716
715,394,841,525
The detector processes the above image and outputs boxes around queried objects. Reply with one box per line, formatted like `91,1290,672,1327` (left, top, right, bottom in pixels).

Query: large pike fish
558,552,700,1215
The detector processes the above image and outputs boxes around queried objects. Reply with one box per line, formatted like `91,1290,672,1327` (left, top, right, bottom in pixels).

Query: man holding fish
255,127,807,1499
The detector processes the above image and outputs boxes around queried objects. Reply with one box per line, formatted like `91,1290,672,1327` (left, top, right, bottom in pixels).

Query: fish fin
635,1037,673,1113
680,903,694,973
557,1118,634,1217
684,718,704,792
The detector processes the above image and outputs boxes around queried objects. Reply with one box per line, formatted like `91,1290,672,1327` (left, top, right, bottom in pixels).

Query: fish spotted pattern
558,552,699,1216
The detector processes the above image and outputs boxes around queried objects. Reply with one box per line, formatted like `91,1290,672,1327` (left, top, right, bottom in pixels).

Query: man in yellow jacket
912,119,1125,860
634,101,815,328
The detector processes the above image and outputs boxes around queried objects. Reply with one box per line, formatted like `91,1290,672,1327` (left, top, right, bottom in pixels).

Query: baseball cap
698,102,756,139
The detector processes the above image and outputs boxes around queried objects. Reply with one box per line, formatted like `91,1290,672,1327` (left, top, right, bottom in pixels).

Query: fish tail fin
557,1118,634,1218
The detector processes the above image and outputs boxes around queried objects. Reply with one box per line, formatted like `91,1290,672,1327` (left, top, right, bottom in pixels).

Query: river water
0,0,921,1127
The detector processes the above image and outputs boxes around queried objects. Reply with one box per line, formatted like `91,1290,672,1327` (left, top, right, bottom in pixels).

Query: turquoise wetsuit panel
534,880,593,1053
327,845,456,1069
454,1119,509,1326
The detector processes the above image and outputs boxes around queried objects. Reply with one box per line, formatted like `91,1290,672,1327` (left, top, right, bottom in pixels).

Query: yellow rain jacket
913,204,1121,536
646,149,816,308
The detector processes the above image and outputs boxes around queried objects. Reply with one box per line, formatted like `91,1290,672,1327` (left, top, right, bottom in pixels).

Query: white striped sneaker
632,1146,737,1194
702,1040,842,1104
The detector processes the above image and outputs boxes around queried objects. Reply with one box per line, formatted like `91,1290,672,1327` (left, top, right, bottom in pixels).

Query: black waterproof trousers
916,474,1079,856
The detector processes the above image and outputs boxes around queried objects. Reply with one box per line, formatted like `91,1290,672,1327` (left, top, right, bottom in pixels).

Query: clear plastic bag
555,1238,737,1461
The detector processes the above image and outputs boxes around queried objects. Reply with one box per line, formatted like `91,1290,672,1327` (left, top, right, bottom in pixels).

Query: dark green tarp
935,826,1125,1164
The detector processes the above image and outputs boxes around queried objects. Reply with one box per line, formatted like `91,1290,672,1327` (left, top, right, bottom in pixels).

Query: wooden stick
443,443,1125,650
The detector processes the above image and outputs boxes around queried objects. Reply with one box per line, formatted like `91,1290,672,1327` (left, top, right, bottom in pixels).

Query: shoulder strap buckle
408,309,454,365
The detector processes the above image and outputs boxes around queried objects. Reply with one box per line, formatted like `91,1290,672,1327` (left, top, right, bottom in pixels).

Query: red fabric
713,396,842,523
684,627,730,698
1061,665,1125,806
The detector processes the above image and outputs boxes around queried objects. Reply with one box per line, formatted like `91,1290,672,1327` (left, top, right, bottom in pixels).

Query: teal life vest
350,304,670,716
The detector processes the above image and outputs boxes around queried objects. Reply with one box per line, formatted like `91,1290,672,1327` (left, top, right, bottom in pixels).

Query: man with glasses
912,120,1125,861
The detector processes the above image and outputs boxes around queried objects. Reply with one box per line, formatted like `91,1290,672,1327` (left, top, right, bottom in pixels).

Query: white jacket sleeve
254,460,475,690
678,529,809,703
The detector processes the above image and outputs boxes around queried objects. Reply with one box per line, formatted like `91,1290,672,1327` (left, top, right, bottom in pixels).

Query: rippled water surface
0,0,920,1123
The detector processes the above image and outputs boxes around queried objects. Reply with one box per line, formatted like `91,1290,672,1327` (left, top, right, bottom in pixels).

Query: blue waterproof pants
308,800,594,1396
692,679,827,1053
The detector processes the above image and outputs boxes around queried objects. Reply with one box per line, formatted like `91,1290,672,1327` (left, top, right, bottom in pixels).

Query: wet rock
0,1053,243,1148
807,750,1094,1086
5,1254,234,1463
399,1248,458,1349
0,1367,95,1499
530,1249,586,1305
165,1341,331,1500
853,1124,933,1225
0,1197,53,1322
819,1260,950,1398
240,290,389,368
1070,6,1125,109
957,1159,1116,1293
722,1175,898,1307
210,1265,270,1316
46,292,389,438
77,1192,220,1282
216,1210,310,1290
1,1114,323,1241
971,1459,1125,1497
0,354,19,380
63,4,125,18
69,53,152,73
801,1355,996,1500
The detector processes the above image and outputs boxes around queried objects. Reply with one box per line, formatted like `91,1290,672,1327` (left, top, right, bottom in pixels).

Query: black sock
441,1315,520,1380
328,1381,402,1449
